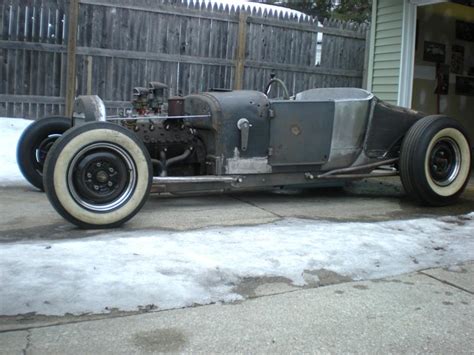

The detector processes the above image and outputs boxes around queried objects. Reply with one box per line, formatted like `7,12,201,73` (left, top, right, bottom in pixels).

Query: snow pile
0,118,31,186
1,213,473,316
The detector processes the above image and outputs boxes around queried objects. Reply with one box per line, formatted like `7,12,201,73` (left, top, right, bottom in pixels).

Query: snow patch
1,213,473,316
0,118,31,186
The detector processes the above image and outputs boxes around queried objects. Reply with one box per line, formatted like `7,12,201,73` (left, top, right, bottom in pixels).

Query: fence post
234,12,248,90
65,0,79,117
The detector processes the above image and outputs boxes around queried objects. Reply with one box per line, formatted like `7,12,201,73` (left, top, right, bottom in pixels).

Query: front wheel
400,115,471,206
44,122,152,228
16,116,71,190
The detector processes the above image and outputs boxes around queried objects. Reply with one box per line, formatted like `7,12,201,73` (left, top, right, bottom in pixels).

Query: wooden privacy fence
0,0,369,119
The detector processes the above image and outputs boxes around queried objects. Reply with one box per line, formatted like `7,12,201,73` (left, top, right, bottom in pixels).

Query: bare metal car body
164,87,422,194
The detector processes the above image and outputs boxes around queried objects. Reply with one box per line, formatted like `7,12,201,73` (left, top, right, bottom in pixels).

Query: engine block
121,119,206,176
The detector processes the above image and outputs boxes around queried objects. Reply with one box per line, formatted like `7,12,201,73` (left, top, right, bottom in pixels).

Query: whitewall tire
400,115,471,206
44,122,152,228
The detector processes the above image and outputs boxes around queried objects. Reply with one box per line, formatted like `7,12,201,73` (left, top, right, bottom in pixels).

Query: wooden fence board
1,0,368,119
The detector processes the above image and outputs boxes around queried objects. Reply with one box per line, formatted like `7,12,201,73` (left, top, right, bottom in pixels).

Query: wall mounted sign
455,76,474,96
451,45,464,74
423,41,446,63
450,45,464,74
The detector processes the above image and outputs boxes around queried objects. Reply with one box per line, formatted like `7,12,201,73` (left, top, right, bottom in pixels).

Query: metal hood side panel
184,90,271,174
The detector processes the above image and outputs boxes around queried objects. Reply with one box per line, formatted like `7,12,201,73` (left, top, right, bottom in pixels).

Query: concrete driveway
1,176,473,353
1,176,474,243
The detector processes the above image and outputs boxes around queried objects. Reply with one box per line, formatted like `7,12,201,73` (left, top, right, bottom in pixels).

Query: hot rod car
17,77,472,228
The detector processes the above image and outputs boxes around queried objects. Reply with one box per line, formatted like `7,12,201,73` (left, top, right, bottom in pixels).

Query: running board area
153,176,238,184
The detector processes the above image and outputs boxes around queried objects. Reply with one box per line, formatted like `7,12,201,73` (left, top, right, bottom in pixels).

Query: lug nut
94,185,99,191
107,181,113,187
86,172,92,178
109,167,114,173
96,162,102,168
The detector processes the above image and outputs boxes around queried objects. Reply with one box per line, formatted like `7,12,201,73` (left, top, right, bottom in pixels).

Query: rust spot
290,124,301,136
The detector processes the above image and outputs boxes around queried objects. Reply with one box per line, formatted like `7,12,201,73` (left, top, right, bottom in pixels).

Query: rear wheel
400,115,471,206
16,116,71,190
44,122,152,228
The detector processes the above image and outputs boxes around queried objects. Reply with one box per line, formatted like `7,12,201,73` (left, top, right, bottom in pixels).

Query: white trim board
366,0,378,92
398,1,417,108
398,0,450,108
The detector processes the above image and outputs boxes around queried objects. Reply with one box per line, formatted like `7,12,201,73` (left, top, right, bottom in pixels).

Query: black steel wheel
44,122,152,229
400,115,471,206
16,116,71,190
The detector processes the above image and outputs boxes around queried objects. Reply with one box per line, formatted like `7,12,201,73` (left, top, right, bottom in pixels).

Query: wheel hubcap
429,137,461,187
67,143,137,212
36,134,61,169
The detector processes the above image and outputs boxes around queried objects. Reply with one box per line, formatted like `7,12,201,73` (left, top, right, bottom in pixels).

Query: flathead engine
123,83,207,177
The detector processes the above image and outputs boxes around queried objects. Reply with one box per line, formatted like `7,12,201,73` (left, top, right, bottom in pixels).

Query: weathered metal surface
236,118,251,152
294,88,375,171
317,171,398,179
168,97,185,117
268,101,334,168
151,175,238,193
132,82,168,114
151,171,352,194
317,158,399,178
106,114,211,121
153,176,238,184
295,88,373,101
73,95,106,124
184,90,271,170
225,156,272,174
364,99,424,158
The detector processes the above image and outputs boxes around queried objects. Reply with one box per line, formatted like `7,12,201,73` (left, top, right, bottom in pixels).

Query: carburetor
132,81,169,115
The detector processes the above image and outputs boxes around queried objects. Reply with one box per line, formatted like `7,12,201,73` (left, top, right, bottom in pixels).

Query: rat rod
17,77,472,228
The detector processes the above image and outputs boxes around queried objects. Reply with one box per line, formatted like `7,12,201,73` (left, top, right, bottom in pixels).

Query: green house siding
368,0,404,104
